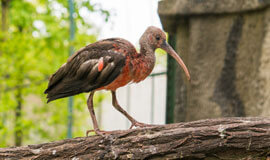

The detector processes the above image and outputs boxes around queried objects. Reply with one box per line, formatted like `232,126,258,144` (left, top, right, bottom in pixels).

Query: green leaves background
0,0,108,147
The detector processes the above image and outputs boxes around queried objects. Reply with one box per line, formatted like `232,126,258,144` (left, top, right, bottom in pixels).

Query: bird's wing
44,39,126,102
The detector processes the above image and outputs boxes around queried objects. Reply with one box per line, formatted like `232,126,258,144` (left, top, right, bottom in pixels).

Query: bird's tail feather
46,91,80,103
45,80,85,103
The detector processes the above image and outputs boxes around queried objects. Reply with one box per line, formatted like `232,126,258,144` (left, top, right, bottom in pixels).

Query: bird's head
140,26,191,81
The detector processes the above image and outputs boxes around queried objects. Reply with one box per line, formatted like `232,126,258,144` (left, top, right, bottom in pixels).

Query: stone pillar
158,0,270,122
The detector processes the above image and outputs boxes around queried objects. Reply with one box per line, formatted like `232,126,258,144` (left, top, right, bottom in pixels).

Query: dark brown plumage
45,26,190,136
44,38,130,102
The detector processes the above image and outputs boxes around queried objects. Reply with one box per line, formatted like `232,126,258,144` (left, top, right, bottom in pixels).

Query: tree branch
0,117,269,159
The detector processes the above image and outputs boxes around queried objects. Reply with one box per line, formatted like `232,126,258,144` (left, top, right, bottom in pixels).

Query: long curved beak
161,40,191,81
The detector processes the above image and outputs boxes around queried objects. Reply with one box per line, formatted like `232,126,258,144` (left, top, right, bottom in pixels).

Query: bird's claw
129,121,156,129
86,129,115,136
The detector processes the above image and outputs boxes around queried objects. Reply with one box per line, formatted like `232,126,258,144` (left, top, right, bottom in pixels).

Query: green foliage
0,0,108,147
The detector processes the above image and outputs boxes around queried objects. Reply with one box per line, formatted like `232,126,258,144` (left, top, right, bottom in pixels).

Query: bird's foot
129,121,156,129
86,129,116,136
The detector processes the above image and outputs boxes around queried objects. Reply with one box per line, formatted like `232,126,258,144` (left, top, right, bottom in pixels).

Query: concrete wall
159,0,270,122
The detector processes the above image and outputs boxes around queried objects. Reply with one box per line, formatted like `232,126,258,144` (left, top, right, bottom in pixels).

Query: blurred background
0,0,166,147
1,0,270,147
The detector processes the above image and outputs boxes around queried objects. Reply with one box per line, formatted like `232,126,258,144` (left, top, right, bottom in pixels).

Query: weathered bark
0,117,269,160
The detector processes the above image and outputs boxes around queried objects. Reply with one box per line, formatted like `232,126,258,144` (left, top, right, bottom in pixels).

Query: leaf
0,0,110,147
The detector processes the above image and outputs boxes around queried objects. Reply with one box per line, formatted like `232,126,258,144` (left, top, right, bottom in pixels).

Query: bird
44,26,190,136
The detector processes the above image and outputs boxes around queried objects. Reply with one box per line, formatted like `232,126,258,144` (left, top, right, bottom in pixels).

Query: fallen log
0,117,270,159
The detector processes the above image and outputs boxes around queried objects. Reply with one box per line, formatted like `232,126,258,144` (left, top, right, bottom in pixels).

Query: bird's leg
111,91,154,129
86,92,114,136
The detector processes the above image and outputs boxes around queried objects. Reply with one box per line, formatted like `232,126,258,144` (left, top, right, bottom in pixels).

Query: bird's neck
132,43,156,83
139,43,156,63
139,40,155,55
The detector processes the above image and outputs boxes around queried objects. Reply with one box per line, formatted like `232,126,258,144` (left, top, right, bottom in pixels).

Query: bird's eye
156,36,160,41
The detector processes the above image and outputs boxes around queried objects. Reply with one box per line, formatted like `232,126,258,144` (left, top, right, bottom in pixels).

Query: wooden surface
0,117,270,160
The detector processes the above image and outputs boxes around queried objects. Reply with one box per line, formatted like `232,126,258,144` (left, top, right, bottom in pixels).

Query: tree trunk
14,88,22,146
1,0,10,32
0,117,269,160
159,0,270,122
